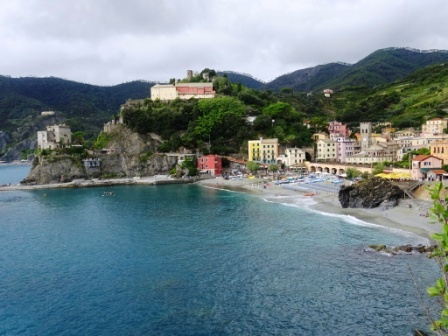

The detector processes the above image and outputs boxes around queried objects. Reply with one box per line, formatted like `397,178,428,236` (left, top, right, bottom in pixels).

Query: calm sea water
0,167,441,335
0,164,31,185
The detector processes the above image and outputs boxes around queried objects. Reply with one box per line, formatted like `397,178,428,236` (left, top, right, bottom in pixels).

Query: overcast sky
0,0,447,86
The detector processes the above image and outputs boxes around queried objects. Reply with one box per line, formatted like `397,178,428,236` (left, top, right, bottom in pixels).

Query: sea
0,165,441,335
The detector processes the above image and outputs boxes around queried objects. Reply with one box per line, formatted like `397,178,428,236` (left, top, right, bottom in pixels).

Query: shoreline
2,174,441,241
195,177,442,241
0,175,206,191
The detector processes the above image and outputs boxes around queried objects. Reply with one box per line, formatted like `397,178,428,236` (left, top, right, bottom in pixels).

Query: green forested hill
262,48,448,92
0,76,154,135
331,62,448,128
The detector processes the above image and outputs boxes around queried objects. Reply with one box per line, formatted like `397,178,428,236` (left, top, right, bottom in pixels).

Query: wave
261,194,429,245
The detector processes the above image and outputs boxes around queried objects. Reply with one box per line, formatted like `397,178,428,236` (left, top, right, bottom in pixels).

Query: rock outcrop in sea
338,176,404,209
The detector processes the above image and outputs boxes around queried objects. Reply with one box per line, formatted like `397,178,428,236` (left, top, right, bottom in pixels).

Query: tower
187,70,193,80
360,122,372,151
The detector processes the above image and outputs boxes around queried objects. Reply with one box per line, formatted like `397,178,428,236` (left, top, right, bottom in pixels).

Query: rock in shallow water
338,177,404,209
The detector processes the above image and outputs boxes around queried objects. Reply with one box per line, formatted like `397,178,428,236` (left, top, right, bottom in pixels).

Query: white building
37,124,71,150
282,147,306,167
150,82,215,101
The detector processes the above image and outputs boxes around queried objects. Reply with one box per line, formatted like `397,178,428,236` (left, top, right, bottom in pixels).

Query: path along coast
196,177,442,241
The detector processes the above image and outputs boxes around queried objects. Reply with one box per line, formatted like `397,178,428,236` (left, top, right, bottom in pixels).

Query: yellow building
248,138,278,164
431,139,448,165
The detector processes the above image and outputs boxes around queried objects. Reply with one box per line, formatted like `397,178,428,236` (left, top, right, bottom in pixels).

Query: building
316,139,337,161
323,89,334,97
335,137,360,163
421,118,448,136
197,155,222,176
82,158,101,173
282,147,306,167
430,139,448,164
345,142,399,165
41,111,55,116
37,124,71,150
248,138,279,164
360,122,372,151
328,120,350,140
412,155,443,181
150,82,215,101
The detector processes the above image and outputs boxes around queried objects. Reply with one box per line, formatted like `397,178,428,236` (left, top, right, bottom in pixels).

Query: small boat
102,191,115,196
304,193,314,196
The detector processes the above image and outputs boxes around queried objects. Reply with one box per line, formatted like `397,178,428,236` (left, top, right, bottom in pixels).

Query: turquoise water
0,168,441,335
0,164,31,185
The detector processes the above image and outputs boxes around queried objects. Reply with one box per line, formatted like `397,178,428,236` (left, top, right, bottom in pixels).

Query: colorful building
248,138,279,164
412,155,443,181
197,155,223,176
430,139,448,165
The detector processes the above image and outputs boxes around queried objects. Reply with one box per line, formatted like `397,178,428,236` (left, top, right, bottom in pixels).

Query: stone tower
360,122,372,151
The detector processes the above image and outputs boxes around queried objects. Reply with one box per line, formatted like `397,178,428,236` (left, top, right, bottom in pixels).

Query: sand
195,177,443,241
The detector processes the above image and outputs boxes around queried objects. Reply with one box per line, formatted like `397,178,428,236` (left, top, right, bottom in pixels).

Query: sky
1,0,447,86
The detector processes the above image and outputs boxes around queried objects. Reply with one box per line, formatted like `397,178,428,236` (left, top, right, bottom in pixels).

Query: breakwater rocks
365,244,435,255
339,177,404,209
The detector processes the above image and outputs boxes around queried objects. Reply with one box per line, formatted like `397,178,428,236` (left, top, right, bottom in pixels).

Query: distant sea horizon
0,165,440,335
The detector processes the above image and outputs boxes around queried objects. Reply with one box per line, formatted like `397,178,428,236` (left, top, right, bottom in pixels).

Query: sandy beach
195,176,443,241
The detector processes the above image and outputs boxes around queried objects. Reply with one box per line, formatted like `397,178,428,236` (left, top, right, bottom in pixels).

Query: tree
268,163,279,176
427,182,448,333
346,167,361,179
372,162,385,176
247,161,260,175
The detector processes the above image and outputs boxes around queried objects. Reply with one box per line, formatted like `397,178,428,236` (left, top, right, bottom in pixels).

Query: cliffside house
412,154,443,181
197,154,223,176
150,82,215,101
82,158,101,173
37,124,71,150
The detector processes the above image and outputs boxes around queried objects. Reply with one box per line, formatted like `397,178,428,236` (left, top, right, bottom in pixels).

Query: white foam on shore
261,194,429,244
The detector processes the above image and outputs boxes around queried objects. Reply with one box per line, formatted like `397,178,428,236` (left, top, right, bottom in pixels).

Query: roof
413,154,441,162
430,169,447,174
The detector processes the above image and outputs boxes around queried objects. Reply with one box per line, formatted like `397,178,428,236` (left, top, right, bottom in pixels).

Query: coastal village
32,74,448,185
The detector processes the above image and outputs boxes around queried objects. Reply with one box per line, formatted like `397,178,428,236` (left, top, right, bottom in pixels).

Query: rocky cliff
21,125,178,184
338,177,404,209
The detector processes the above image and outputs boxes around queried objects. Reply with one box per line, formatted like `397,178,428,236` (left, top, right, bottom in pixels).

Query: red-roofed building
427,169,448,181
197,155,222,176
412,155,443,180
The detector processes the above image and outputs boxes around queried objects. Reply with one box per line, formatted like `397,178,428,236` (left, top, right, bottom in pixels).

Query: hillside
330,62,448,127
217,71,265,89
0,76,154,134
263,48,448,92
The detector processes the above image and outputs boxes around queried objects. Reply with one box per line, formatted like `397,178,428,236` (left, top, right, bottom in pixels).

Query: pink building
197,155,223,176
328,121,350,139
412,155,443,181
335,137,361,163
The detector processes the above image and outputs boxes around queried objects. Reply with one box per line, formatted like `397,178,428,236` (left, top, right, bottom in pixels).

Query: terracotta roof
430,169,447,174
413,154,435,162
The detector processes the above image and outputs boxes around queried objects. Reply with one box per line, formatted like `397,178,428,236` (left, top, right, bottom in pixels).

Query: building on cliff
37,124,71,150
150,82,215,101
